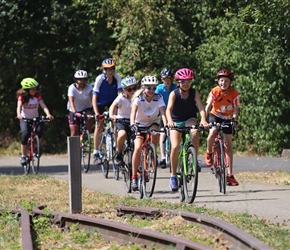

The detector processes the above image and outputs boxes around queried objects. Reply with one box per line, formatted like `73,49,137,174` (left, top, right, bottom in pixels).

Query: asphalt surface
0,155,289,227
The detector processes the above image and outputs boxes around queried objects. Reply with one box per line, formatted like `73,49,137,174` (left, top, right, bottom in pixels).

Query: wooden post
67,136,82,213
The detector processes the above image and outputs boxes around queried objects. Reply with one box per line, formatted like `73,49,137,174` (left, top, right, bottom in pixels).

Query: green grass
0,174,289,249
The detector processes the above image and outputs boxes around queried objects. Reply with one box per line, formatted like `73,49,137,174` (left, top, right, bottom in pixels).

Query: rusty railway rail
0,205,272,250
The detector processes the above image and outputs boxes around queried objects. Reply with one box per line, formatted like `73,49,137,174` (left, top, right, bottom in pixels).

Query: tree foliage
0,0,289,155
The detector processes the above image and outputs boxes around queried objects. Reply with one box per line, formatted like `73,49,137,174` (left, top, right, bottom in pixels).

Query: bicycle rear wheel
142,143,157,198
183,146,198,203
122,148,132,193
31,135,40,174
81,130,91,173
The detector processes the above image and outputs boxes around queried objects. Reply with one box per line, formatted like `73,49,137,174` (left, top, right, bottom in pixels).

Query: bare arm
130,103,138,126
195,90,207,126
16,99,23,120
159,106,167,126
68,96,76,113
92,94,99,115
39,99,54,120
166,91,176,127
109,100,118,122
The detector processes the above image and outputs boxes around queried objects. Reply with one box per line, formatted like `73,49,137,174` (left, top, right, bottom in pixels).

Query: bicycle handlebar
168,125,205,132
22,116,51,124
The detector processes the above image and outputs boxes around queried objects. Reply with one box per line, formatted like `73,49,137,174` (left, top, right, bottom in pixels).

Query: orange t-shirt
207,86,240,120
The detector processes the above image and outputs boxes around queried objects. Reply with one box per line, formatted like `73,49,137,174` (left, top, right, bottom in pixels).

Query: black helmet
160,67,174,78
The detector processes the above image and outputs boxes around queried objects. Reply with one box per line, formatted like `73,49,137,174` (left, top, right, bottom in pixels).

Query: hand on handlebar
130,124,138,133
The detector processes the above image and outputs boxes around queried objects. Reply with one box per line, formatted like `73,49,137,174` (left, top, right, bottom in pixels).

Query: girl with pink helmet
166,68,208,191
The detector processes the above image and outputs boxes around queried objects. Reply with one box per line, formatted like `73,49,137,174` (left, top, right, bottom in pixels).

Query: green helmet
20,78,39,89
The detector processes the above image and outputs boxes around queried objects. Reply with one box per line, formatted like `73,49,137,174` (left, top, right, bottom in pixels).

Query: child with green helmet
16,78,54,165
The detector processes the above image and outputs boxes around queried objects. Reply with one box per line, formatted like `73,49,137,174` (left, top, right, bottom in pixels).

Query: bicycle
74,111,95,173
116,118,134,193
209,120,236,194
164,134,171,172
97,111,117,179
22,116,50,175
170,125,202,204
132,125,162,199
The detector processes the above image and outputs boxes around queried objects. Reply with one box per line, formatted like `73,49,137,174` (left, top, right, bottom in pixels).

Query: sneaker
227,174,239,186
169,176,178,192
131,178,138,191
114,153,123,165
20,156,27,165
159,159,166,169
93,153,102,164
205,152,213,166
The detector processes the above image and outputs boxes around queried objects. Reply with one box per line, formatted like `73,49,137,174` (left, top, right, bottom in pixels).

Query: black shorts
68,107,94,126
98,102,113,115
209,114,233,135
116,119,131,134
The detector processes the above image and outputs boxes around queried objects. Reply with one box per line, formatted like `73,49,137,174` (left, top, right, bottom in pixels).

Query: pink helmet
174,68,194,80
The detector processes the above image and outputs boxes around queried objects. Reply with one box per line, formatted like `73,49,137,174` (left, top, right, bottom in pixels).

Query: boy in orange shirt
205,69,240,186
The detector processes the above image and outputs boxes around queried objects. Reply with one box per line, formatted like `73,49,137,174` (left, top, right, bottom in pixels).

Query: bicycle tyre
31,135,40,174
177,154,185,202
142,143,157,198
111,133,119,180
99,134,109,178
81,130,91,173
165,137,171,172
23,156,30,175
183,146,198,203
213,140,226,194
122,147,132,193
219,142,227,194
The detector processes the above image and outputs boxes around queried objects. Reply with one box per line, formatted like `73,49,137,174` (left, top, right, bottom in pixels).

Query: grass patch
0,174,289,249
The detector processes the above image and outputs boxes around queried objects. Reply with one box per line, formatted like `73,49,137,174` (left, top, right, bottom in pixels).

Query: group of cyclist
16,57,240,191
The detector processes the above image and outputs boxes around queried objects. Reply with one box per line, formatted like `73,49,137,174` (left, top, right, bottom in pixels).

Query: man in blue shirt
92,58,122,163
155,67,177,168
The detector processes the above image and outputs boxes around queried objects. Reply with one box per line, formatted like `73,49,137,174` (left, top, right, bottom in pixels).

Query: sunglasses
126,86,137,92
178,80,192,84
104,68,115,72
144,86,157,91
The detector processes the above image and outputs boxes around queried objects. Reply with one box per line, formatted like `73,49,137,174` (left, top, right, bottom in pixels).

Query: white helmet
74,70,88,79
121,76,137,88
141,76,158,85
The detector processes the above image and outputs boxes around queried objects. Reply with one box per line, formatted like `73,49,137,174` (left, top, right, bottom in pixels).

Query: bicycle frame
98,111,117,179
23,116,49,174
210,121,235,194
172,125,200,203
76,111,94,173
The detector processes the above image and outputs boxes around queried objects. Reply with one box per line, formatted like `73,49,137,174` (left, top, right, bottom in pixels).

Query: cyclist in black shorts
92,58,122,163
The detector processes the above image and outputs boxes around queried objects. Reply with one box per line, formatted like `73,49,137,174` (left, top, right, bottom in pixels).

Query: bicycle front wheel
31,135,40,174
122,148,132,193
110,133,119,180
99,134,109,178
219,142,226,194
81,130,91,173
183,146,198,203
142,143,157,198
177,154,185,202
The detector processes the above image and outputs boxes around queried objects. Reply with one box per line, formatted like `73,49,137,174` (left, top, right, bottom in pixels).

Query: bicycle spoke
122,148,132,193
143,143,157,198
31,136,40,174
178,157,185,202
183,146,198,203
81,130,91,173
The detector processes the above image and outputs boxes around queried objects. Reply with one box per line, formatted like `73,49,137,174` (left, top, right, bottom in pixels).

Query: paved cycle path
0,155,289,227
